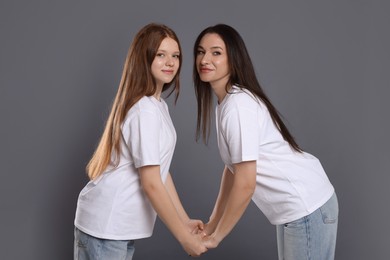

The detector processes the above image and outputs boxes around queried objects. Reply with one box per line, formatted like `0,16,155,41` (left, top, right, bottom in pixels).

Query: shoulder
222,87,260,113
134,96,160,111
232,90,258,105
123,96,161,124
127,96,166,118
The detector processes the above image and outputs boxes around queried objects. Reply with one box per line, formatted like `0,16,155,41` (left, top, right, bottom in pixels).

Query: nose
200,53,210,65
166,57,174,67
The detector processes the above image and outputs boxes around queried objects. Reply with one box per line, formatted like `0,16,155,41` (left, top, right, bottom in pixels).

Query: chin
200,77,212,83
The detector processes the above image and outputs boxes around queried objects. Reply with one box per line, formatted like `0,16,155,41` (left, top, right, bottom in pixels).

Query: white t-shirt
74,96,176,240
216,86,334,225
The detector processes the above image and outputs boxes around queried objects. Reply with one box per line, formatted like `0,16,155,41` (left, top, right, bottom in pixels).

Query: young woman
193,24,338,260
74,23,207,259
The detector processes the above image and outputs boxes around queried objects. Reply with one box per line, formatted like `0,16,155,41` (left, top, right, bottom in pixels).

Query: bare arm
139,165,207,256
203,161,256,248
204,166,234,235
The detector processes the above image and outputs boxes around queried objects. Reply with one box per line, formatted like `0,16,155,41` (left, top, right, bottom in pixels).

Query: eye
197,50,205,55
156,53,165,57
172,54,180,59
212,51,221,56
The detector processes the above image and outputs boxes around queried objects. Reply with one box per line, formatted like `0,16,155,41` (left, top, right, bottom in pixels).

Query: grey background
1,0,389,259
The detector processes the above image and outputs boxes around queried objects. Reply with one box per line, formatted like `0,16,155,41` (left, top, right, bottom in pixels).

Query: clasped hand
184,219,220,257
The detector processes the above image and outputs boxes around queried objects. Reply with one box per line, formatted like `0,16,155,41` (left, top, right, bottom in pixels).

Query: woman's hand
203,222,216,236
202,233,220,249
186,219,205,234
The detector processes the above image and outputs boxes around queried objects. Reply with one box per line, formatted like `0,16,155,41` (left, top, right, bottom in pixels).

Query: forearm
207,167,234,231
139,166,191,243
211,161,256,244
212,177,254,242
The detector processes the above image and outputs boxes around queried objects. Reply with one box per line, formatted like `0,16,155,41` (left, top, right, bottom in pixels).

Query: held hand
202,233,220,249
202,222,215,236
187,219,205,234
181,233,208,257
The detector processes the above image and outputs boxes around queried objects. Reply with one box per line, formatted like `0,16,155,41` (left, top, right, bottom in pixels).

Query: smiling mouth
199,67,213,73
162,70,174,74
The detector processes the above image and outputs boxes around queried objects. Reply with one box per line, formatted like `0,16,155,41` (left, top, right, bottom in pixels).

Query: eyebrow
197,45,224,51
157,49,180,54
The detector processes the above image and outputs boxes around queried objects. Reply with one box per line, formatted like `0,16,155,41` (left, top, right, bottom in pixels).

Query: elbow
237,177,256,198
140,178,161,197
245,182,256,197
244,173,257,197
138,165,163,198
233,161,257,197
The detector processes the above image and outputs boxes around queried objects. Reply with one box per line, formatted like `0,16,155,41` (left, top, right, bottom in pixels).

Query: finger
198,222,204,230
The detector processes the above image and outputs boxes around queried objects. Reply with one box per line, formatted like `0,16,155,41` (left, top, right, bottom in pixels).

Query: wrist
211,232,223,245
176,228,192,244
206,219,218,233
203,232,221,249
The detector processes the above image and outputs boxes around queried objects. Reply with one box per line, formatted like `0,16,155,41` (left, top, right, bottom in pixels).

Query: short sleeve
125,109,161,168
221,102,259,164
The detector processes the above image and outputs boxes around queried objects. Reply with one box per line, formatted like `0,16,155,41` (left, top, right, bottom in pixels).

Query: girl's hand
186,219,205,234
181,233,208,257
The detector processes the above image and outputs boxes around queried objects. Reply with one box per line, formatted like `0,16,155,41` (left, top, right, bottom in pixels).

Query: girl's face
196,33,230,87
151,37,180,88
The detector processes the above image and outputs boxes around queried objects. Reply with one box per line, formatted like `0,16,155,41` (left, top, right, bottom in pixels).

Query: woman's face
196,33,230,87
151,37,180,88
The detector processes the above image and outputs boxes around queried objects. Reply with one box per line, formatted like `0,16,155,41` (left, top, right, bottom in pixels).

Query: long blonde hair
87,23,182,180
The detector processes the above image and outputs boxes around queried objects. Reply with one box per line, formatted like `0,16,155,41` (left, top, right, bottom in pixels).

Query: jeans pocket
319,193,339,224
283,215,307,230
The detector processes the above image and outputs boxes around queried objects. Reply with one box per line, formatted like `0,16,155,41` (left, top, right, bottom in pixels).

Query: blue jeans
276,192,338,260
74,227,135,260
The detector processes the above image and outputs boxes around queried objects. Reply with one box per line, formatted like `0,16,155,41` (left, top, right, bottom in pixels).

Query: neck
211,82,232,104
153,84,163,101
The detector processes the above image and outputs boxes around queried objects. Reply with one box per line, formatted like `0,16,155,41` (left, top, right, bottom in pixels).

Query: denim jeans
74,227,135,260
276,192,338,260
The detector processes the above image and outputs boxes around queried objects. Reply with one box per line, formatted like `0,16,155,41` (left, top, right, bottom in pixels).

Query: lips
199,67,213,73
162,69,174,74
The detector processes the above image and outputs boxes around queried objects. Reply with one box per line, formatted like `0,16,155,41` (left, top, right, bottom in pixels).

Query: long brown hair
193,24,302,152
87,23,182,180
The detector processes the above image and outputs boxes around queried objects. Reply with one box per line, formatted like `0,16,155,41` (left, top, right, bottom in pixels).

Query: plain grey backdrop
1,0,389,259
